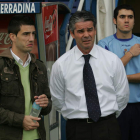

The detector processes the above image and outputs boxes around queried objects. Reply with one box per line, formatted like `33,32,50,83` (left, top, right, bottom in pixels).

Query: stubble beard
118,28,132,34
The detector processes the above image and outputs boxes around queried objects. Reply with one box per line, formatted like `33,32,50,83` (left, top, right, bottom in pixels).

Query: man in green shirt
0,15,52,140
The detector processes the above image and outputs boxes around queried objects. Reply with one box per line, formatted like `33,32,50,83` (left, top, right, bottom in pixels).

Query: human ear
9,33,16,42
113,18,117,25
70,30,75,39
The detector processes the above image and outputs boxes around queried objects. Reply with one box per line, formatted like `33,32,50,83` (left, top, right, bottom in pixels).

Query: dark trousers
66,114,121,140
117,103,140,140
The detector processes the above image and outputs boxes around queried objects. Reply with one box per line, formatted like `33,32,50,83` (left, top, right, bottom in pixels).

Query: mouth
83,40,91,43
27,44,33,47
124,25,129,28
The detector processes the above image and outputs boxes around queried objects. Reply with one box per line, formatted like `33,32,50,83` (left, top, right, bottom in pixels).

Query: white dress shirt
10,49,31,67
50,44,129,119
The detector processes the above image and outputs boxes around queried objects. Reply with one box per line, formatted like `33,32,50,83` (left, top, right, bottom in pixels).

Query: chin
120,29,131,34
25,49,32,53
84,46,92,50
123,31,130,34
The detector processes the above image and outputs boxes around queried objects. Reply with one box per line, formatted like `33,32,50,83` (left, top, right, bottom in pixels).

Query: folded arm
121,44,140,83
121,44,140,66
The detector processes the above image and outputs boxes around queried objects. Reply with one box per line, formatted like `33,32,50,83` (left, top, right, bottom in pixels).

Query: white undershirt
10,49,31,67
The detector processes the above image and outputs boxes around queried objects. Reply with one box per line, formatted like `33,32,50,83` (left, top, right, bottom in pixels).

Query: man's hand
23,115,41,131
130,44,140,56
34,94,49,108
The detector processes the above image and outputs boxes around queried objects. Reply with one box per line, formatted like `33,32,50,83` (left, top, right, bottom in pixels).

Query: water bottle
30,101,42,122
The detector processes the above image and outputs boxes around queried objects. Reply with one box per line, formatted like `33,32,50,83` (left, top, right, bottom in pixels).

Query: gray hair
69,10,96,34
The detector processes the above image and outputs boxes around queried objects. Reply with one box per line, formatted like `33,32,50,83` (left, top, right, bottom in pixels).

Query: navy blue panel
84,0,91,11
0,0,27,1
0,2,41,14
67,0,75,10
61,116,66,140
71,0,79,13
115,0,119,7
59,13,71,56
59,0,75,55
91,0,96,17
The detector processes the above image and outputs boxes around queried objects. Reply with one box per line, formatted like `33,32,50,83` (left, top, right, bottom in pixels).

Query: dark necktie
83,54,101,122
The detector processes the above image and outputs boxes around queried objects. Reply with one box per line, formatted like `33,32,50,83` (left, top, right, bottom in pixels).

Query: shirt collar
89,44,98,59
74,44,98,60
10,49,31,67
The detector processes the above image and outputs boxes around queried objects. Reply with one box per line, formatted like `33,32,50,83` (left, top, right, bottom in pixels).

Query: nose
125,17,129,22
29,34,35,41
83,31,89,38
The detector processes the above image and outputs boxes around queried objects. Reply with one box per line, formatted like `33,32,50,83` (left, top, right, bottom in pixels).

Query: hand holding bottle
34,94,49,108
23,115,41,130
30,94,49,123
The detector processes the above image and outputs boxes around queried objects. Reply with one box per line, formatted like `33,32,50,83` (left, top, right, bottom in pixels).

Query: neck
116,30,132,39
11,47,28,65
77,45,93,55
83,50,91,55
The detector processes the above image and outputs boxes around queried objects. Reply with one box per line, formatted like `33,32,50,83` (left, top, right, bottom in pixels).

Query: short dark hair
114,4,135,20
69,10,96,34
8,15,35,35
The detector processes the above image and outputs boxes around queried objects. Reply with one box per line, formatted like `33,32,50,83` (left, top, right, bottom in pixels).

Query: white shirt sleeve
113,56,129,117
50,61,65,113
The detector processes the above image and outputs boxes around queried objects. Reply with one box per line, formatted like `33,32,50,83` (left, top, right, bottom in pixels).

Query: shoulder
96,45,123,69
35,58,44,66
53,47,74,66
133,34,140,42
98,35,115,45
98,35,115,50
36,59,44,64
51,47,75,75
35,59,46,72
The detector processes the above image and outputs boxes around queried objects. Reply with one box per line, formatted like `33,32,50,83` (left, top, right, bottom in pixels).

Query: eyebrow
22,31,36,34
88,27,93,30
77,27,93,31
119,14,134,17
77,29,84,31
